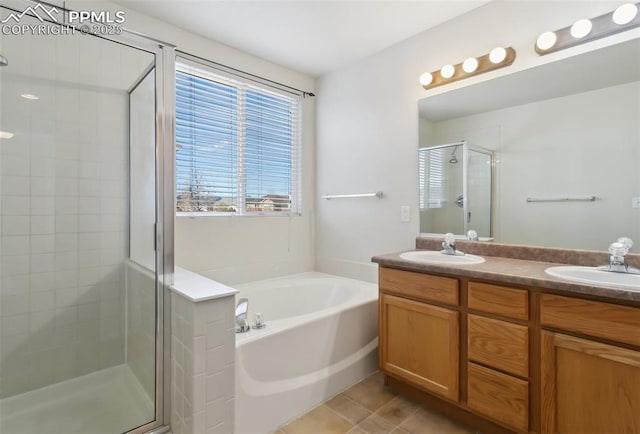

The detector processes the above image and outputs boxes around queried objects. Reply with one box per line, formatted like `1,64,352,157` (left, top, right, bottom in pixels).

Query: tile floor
277,372,476,434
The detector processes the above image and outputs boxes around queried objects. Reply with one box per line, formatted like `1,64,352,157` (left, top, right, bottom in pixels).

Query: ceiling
116,0,489,77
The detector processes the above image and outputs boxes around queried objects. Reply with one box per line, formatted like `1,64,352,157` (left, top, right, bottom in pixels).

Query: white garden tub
234,272,379,434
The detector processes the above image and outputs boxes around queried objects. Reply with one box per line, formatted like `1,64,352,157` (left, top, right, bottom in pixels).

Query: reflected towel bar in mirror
526,196,596,203
323,192,383,200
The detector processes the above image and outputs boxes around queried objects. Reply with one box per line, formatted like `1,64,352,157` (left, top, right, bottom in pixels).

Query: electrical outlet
400,205,411,222
633,197,640,209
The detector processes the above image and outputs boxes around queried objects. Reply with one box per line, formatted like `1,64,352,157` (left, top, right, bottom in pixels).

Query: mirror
418,37,640,251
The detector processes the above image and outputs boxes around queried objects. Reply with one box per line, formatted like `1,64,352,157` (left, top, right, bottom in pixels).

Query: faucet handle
617,237,633,251
609,242,628,257
467,230,478,241
444,233,456,245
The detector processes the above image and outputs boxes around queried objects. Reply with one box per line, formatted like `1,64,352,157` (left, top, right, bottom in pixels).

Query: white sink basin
545,266,640,292
400,250,485,265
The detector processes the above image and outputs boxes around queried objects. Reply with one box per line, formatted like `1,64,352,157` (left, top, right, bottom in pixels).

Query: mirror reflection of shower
419,141,493,238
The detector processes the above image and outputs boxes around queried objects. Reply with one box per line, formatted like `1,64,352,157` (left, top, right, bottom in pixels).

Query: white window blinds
419,148,446,210
176,62,302,215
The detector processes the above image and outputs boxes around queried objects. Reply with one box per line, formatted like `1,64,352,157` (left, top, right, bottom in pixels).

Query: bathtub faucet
235,298,250,333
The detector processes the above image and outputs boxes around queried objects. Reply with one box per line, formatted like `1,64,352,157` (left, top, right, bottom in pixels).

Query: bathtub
234,272,379,434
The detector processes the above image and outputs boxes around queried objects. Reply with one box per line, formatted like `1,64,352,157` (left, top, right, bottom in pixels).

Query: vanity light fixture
419,46,516,90
535,2,640,55
20,94,39,100
0,131,14,139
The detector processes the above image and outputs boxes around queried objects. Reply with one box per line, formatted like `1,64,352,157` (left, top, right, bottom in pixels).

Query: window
175,61,302,215
419,148,446,210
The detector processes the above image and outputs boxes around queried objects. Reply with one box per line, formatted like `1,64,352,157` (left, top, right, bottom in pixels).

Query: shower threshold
0,364,153,434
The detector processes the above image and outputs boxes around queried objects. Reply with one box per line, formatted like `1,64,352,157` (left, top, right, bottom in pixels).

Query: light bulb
489,47,507,64
570,19,592,38
20,94,39,100
613,3,638,25
419,72,433,86
536,31,557,50
0,131,14,139
440,64,455,79
462,57,479,73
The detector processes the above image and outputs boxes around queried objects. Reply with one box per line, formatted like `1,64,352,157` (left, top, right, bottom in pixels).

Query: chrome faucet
441,233,463,256
235,298,250,333
598,237,640,274
467,230,479,241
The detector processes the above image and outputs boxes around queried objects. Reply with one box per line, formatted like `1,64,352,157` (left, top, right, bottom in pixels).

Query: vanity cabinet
540,294,640,434
466,282,530,432
379,268,460,402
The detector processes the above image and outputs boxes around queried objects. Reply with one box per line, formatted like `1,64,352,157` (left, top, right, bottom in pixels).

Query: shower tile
79,215,101,233
2,215,30,236
30,253,55,273
31,235,55,254
30,158,55,178
54,306,78,327
2,176,30,196
2,255,29,275
56,215,79,233
30,291,55,312
55,160,79,178
2,155,30,177
79,197,100,214
205,320,226,349
55,233,79,252
31,196,55,215
30,215,55,235
1,314,29,337
29,309,54,331
79,161,101,179
55,287,79,308
31,177,55,196
2,274,29,296
55,270,79,289
56,196,80,215
79,232,101,250
78,179,101,196
2,235,30,255
31,272,56,291
1,196,29,215
55,251,79,270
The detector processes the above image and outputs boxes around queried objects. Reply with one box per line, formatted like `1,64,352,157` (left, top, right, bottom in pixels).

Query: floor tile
326,394,372,425
357,414,396,434
343,372,397,412
390,428,410,434
282,404,354,434
375,395,419,426
399,406,474,434
346,427,368,434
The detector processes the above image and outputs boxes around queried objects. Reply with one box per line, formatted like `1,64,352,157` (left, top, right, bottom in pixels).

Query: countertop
372,250,640,304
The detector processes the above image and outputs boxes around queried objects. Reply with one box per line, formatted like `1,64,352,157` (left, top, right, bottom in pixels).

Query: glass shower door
0,5,163,433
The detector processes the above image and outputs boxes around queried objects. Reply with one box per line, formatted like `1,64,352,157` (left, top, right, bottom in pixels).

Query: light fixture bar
536,2,640,55
420,47,516,90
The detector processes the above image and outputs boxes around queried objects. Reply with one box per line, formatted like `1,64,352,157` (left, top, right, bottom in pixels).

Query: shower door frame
0,1,176,431
419,141,494,237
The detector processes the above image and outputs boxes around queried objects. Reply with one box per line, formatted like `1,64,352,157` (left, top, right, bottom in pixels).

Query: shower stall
0,3,174,433
419,141,493,238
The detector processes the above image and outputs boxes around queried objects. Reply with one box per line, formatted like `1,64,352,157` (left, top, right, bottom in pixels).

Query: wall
75,0,317,285
430,81,640,249
315,1,640,282
0,21,148,396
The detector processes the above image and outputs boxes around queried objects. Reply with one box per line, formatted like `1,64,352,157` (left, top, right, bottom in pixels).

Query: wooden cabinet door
379,293,459,401
541,331,640,434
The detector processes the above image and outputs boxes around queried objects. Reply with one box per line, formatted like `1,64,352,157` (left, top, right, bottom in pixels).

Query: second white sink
545,266,640,292
400,250,485,265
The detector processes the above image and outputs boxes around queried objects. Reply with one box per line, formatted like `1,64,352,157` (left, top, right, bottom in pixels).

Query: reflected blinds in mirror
419,148,446,210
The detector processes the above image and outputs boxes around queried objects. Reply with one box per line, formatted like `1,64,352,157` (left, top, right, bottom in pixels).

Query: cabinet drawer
468,362,529,433
468,281,528,320
541,294,640,347
379,267,459,306
468,314,529,377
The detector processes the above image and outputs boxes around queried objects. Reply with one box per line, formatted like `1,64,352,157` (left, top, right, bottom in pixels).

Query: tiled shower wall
0,34,130,397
